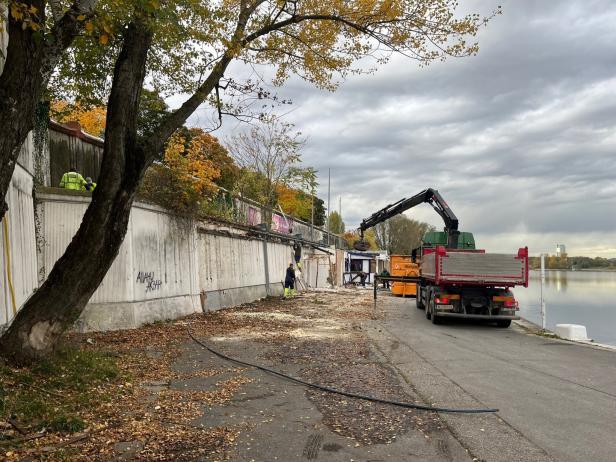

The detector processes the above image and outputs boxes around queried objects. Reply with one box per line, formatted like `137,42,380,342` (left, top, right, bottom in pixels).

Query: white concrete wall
196,223,291,310
30,191,331,332
1,163,38,326
0,5,7,75
35,192,202,331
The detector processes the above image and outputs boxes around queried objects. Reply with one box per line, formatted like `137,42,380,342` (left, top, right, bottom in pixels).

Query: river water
514,270,616,346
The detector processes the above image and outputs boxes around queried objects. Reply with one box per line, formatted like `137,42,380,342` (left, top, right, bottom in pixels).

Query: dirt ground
2,289,470,461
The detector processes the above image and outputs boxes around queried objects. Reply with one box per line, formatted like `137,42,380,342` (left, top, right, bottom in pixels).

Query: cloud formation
207,0,616,256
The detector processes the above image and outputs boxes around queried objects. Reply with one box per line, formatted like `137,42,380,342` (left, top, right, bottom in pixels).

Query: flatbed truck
355,189,528,327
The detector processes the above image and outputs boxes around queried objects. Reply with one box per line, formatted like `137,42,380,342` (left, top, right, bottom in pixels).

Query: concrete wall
36,191,201,332
31,190,333,332
1,161,38,326
197,223,290,310
0,14,38,326
0,5,7,75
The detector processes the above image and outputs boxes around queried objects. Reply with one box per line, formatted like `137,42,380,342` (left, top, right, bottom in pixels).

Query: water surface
514,270,616,345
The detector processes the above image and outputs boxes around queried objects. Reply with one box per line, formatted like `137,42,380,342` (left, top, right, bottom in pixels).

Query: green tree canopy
328,210,345,234
374,215,434,255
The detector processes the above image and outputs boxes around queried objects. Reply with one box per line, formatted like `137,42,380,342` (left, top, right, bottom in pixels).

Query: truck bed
421,246,528,287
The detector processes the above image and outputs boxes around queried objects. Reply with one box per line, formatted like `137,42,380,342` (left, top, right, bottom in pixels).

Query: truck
354,188,528,327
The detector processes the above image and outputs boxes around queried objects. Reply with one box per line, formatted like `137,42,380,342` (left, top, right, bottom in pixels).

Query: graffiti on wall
271,214,292,234
247,206,261,226
136,271,163,293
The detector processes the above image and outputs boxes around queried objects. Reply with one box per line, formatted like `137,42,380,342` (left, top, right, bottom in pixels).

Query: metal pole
263,237,271,297
540,253,546,330
327,168,331,246
310,193,314,241
373,275,378,318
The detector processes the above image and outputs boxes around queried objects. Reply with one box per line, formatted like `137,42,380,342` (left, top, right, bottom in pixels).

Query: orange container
390,255,419,297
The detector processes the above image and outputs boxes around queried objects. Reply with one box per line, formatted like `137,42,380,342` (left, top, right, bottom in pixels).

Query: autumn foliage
276,184,311,219
343,229,378,251
140,129,222,215
50,100,107,138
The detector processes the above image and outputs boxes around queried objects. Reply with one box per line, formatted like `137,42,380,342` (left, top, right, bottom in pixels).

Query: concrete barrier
555,324,590,341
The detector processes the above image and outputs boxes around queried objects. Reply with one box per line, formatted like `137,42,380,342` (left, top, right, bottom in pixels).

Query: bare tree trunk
0,0,45,219
0,21,153,365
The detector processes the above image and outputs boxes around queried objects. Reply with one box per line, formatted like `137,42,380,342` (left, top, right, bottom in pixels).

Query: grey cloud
198,0,616,256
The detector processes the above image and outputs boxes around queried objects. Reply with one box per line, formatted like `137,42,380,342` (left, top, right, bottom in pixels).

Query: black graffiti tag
136,271,163,292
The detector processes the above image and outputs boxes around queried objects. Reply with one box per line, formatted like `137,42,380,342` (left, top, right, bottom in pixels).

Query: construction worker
83,177,97,192
292,241,302,270
380,269,391,289
59,166,86,191
284,263,296,297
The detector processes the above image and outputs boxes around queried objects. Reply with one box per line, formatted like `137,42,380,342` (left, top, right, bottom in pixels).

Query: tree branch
41,0,98,85
146,0,261,158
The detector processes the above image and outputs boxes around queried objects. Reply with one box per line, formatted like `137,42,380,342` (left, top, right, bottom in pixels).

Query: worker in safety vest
59,166,86,191
292,241,302,270
83,177,97,192
284,263,296,297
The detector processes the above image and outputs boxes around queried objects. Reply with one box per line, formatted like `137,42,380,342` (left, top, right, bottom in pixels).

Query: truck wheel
416,292,425,310
426,292,433,320
431,307,441,325
496,320,511,328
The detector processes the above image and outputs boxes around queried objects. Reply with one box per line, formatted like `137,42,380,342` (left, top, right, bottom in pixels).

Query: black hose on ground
186,325,499,414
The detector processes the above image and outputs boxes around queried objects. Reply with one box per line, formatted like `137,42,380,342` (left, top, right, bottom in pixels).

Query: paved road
369,295,616,462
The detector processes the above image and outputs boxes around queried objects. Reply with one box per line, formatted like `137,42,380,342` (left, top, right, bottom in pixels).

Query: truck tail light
435,294,459,304
503,300,519,310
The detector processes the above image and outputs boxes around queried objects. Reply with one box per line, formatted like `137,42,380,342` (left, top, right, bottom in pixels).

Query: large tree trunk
0,21,153,365
0,0,45,219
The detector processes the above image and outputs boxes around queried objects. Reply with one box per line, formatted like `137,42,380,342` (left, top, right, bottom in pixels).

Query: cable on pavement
186,325,499,414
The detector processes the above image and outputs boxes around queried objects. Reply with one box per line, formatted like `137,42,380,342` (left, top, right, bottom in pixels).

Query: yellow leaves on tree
140,128,222,216
51,101,107,138
163,131,221,197
8,1,41,31
276,184,312,221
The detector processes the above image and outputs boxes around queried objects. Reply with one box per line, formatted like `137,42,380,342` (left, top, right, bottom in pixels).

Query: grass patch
537,329,559,339
0,346,120,439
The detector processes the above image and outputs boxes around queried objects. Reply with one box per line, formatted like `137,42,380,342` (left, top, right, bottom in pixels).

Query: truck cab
422,231,476,250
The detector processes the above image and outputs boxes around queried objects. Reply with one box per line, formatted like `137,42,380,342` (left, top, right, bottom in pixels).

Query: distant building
556,244,566,257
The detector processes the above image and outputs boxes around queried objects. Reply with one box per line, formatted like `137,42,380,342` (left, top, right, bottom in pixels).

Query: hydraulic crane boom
354,188,460,251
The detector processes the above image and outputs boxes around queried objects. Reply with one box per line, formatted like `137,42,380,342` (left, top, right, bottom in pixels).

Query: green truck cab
422,231,476,250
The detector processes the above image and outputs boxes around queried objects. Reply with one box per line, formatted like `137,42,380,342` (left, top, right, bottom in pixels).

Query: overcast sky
193,0,616,257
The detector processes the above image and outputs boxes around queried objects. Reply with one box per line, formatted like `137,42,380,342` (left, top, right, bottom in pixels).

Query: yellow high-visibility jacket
60,171,86,190
82,182,97,192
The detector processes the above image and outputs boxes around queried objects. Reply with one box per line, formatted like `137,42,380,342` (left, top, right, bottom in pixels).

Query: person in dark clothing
380,269,391,289
292,241,302,269
284,263,296,297
359,271,367,287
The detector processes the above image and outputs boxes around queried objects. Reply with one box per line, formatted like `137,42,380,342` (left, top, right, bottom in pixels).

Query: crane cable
186,323,499,414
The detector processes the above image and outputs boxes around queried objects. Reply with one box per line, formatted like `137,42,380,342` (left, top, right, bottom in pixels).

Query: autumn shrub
139,131,220,218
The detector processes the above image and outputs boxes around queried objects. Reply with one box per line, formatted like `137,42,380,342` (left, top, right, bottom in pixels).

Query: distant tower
556,244,566,257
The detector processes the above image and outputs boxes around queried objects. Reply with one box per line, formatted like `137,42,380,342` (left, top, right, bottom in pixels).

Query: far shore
530,268,616,272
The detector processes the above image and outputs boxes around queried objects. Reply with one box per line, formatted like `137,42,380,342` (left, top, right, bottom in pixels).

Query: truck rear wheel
496,320,511,328
431,305,441,325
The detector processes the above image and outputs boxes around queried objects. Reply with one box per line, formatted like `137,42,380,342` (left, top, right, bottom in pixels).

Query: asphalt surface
369,295,616,462
183,337,472,462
